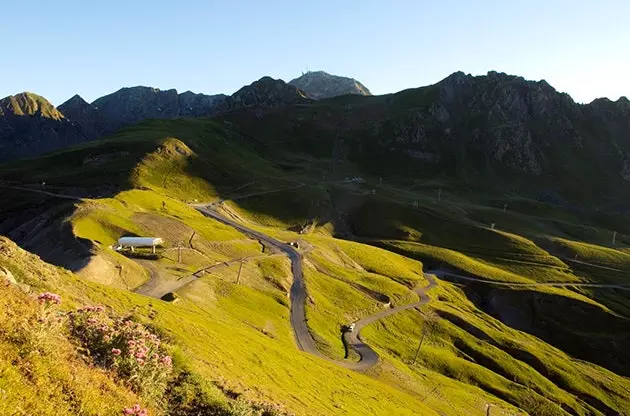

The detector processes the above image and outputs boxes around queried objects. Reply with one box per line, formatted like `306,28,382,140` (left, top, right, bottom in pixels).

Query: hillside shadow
0,198,95,272
456,282,630,377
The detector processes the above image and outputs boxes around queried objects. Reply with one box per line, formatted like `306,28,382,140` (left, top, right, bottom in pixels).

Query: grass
303,265,381,358
362,282,630,415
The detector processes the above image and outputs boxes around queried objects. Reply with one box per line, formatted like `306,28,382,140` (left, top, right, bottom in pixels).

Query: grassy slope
0,282,146,416
2,115,630,415
1,236,445,416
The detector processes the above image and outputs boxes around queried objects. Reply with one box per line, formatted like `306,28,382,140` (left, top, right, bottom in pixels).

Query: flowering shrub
122,404,148,415
68,306,173,402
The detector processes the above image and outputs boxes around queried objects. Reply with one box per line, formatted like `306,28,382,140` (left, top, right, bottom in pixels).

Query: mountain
2,70,629,182
0,92,86,162
289,70,371,99
65,87,228,137
226,70,629,203
363,71,630,195
226,76,311,108
91,86,180,132
58,94,107,138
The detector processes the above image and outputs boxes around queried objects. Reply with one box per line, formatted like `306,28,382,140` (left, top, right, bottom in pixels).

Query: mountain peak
289,71,371,100
0,92,64,120
230,77,309,107
58,94,92,113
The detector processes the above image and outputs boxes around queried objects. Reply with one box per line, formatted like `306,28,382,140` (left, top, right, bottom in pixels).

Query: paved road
342,275,436,370
193,204,437,371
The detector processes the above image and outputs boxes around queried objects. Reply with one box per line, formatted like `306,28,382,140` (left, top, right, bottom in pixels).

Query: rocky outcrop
289,71,371,100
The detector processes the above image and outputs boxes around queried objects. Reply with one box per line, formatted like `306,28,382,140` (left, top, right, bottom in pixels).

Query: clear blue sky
3,0,629,105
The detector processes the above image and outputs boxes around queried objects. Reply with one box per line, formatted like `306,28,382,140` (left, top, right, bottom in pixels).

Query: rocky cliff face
289,71,371,100
0,93,87,162
368,71,630,186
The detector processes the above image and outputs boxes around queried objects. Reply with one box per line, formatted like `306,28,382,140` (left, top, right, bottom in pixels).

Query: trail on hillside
431,269,630,290
0,183,85,201
133,253,282,299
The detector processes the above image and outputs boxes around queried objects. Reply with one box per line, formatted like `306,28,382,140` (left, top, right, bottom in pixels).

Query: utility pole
379,177,382,186
485,404,494,416
412,325,428,365
612,231,617,245
503,203,507,213
236,260,244,284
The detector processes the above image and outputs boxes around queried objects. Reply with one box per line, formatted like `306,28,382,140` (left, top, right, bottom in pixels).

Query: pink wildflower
127,340,136,347
37,292,61,305
111,348,121,356
122,404,146,415
161,355,172,367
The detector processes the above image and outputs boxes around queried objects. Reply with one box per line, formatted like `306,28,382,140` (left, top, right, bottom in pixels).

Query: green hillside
1,115,630,415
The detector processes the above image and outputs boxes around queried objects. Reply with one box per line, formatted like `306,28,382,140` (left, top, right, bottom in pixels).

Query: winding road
193,204,438,370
